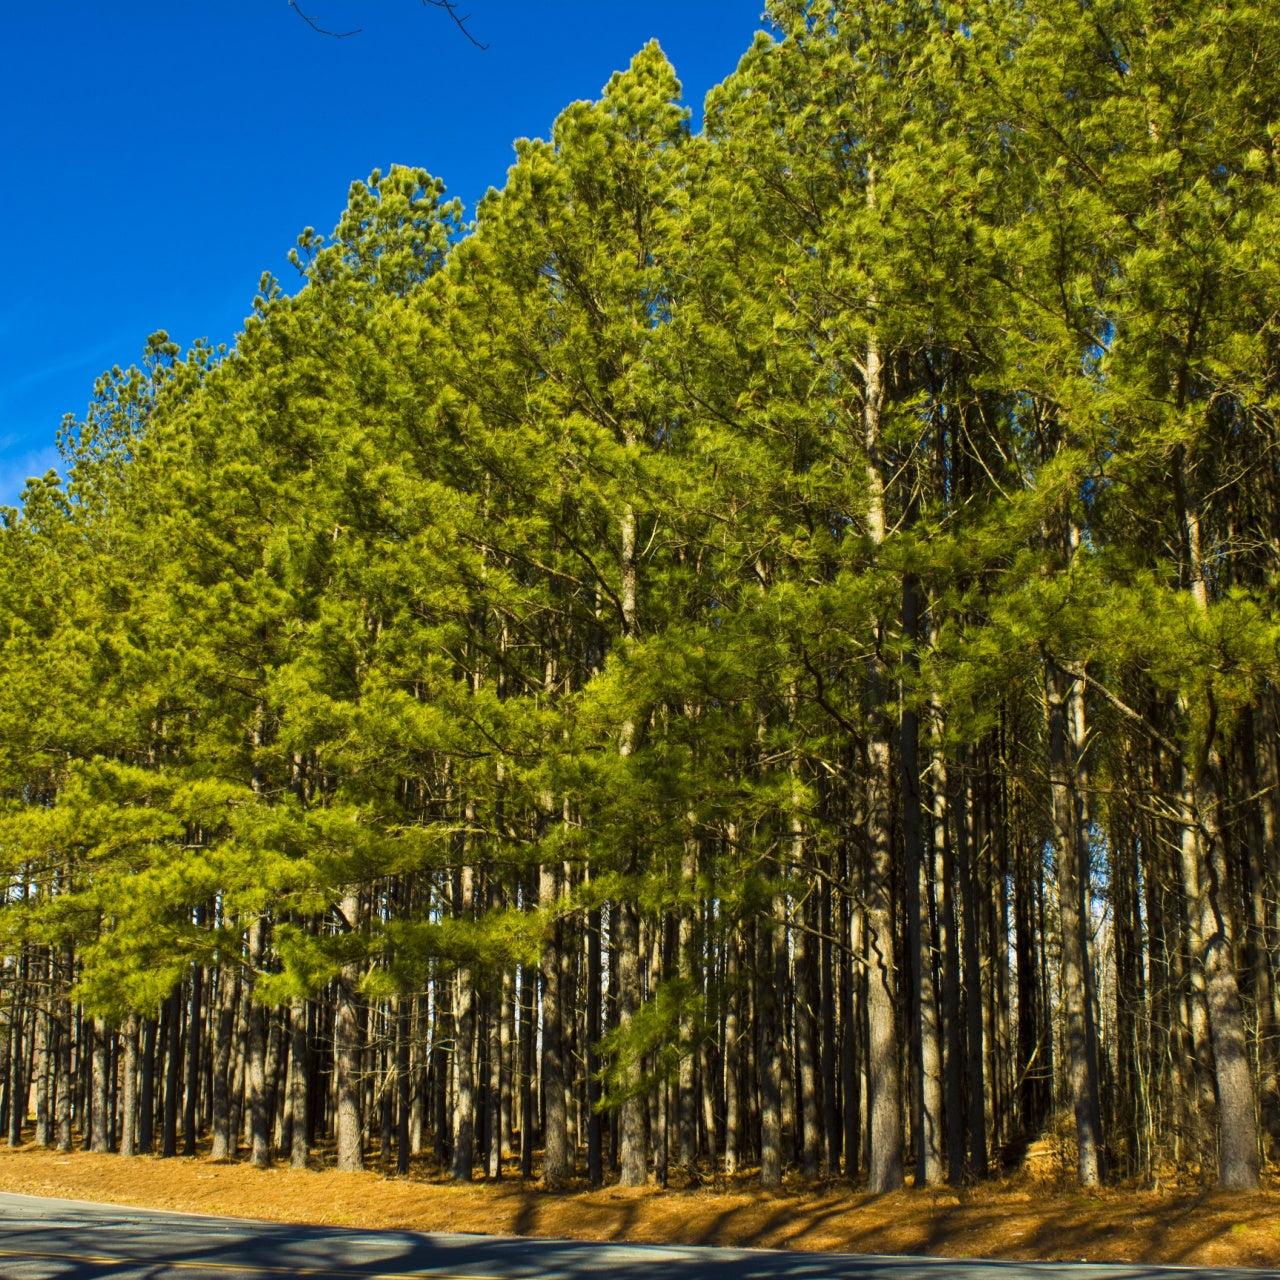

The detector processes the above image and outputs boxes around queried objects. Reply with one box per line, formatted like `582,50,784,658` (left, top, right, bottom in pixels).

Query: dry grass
2,1144,1279,1269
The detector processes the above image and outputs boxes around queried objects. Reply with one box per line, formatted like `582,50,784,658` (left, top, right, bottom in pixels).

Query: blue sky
0,1,767,507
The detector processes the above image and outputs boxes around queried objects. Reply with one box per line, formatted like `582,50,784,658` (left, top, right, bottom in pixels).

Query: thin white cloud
0,444,62,510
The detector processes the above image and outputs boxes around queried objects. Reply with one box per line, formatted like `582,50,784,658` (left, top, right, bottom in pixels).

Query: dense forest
2,0,1279,1195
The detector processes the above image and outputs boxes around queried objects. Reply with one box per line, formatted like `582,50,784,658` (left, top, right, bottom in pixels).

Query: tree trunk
183,963,203,1157
138,1016,156,1155
246,919,270,1167
758,895,785,1189
724,924,742,1176
586,901,603,1186
538,860,567,1184
794,885,821,1181
616,897,647,1186
289,995,310,1169
1045,661,1104,1185
119,1014,138,1158
90,1018,110,1153
7,983,24,1147
55,951,73,1153
519,954,535,1179
860,326,904,1193
32,981,49,1148
162,990,181,1157
335,891,364,1172
210,963,236,1160
1173,451,1260,1190
902,573,942,1186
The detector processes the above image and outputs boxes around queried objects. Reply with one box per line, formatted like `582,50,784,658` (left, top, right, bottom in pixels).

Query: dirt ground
2,1144,1279,1270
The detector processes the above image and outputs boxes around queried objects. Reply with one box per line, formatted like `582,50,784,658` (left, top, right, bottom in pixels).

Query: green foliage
4,3,1280,1115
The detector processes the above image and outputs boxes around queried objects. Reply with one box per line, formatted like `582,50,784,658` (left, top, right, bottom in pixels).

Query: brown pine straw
3,1144,1279,1269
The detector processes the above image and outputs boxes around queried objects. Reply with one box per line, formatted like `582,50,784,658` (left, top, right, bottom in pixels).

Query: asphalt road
0,1192,1275,1280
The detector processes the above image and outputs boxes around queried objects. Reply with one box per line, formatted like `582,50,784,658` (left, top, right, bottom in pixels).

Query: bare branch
1059,660,1182,760
288,1,361,38
422,0,489,49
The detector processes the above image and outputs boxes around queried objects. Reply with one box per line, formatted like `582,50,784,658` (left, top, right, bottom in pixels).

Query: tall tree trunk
928,717,964,1183
119,1014,138,1158
538,859,567,1184
162,991,181,1158
519,951,535,1179
90,1018,110,1153
32,977,49,1148
902,573,942,1186
842,856,861,1177
794,881,821,1181
724,924,742,1176
860,326,904,1193
677,843,698,1172
616,897,647,1186
335,891,364,1172
209,962,236,1160
1174,450,1260,1190
395,996,410,1176
183,962,203,1157
453,864,477,1182
289,995,310,1169
758,893,785,1189
138,1016,156,1155
586,900,603,1186
956,764,987,1178
615,484,648,1189
1045,661,1104,1185
7,979,24,1147
55,949,73,1153
245,919,269,1167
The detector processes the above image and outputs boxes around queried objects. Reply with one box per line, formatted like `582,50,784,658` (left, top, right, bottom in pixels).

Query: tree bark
538,860,567,1184
453,866,477,1182
616,897,647,1186
183,963,203,1157
1045,661,1104,1185
335,891,364,1172
246,919,270,1167
119,1013,138,1157
162,991,181,1158
209,962,236,1160
289,995,310,1169
138,1016,156,1155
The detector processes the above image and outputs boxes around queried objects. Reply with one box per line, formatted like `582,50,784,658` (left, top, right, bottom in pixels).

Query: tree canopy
3,0,1280,1192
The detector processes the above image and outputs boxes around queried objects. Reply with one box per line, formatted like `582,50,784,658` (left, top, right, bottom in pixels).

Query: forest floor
1,1143,1278,1270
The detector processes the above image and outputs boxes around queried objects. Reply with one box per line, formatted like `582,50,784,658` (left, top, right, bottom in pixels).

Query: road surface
0,1192,1274,1280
